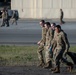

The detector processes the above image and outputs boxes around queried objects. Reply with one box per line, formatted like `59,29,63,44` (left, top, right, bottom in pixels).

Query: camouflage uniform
37,27,47,66
1,10,9,27
45,28,53,63
43,27,54,69
12,11,19,25
61,31,73,72
52,31,69,71
60,9,65,24
51,30,73,72
51,28,74,73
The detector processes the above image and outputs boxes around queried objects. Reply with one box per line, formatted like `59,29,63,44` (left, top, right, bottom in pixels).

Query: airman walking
51,25,73,73
37,20,47,67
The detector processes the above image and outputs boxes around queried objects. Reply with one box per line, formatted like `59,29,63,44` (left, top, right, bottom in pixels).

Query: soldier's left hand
37,41,40,45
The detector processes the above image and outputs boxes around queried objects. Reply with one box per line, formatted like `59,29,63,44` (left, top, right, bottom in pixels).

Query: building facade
11,0,76,19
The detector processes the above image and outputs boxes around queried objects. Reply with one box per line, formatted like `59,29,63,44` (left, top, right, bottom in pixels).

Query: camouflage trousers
53,48,64,68
1,18,9,26
37,44,44,61
45,46,51,63
12,18,18,25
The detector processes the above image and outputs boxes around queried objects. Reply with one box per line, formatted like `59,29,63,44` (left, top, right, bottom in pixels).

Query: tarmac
0,18,76,45
0,66,76,75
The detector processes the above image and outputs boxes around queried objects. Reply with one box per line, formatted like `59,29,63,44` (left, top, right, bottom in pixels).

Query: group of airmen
37,20,73,73
0,7,19,27
0,8,74,73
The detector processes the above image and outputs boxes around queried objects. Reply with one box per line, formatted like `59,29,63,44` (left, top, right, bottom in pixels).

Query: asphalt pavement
0,66,76,75
0,19,76,45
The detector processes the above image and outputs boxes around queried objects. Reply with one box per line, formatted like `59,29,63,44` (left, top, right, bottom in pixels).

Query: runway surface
0,19,76,45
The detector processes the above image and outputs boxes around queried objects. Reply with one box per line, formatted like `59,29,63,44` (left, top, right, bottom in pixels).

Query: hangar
11,0,76,19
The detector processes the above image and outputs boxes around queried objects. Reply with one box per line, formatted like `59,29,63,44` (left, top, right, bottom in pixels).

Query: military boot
50,67,56,71
43,61,52,69
52,66,60,73
67,62,73,72
38,59,45,67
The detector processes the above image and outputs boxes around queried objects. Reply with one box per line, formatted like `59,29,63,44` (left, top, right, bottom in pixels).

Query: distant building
11,0,76,19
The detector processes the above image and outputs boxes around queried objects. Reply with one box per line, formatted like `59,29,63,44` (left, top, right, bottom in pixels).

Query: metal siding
11,0,76,19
